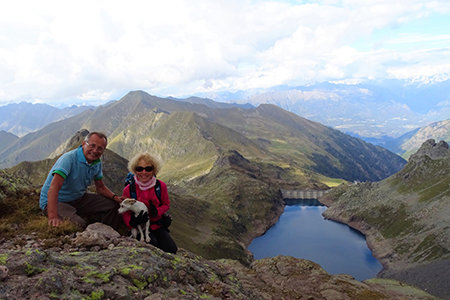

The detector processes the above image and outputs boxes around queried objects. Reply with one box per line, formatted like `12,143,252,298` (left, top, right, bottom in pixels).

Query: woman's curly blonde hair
127,152,160,176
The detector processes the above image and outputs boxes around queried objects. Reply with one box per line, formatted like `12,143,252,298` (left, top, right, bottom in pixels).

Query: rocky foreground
0,223,439,300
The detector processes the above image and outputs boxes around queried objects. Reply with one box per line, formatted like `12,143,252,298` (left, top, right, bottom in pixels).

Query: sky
1,0,449,107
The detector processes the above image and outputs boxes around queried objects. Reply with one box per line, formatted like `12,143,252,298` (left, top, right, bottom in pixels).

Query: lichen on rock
0,223,439,299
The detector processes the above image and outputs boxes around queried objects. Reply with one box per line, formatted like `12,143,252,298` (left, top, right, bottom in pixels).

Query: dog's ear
123,198,137,205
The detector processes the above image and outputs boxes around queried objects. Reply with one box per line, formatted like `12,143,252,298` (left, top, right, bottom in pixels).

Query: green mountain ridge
0,90,406,185
109,110,274,184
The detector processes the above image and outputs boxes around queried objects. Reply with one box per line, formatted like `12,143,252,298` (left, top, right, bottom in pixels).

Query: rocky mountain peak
213,150,250,168
67,129,90,146
409,139,450,162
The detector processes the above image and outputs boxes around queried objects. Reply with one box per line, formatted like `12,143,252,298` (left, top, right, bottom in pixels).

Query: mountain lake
248,199,383,281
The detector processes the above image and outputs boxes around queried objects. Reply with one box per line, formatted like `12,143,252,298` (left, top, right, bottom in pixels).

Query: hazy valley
204,79,450,134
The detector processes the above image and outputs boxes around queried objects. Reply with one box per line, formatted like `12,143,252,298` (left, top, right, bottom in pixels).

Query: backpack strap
154,179,161,203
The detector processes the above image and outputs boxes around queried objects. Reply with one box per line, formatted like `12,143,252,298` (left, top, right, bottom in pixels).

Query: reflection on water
248,199,382,281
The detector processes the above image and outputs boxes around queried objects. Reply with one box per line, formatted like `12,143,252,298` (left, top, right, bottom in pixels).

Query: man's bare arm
47,174,65,227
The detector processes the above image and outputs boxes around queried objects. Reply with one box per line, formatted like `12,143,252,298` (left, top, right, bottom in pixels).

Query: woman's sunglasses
135,166,154,172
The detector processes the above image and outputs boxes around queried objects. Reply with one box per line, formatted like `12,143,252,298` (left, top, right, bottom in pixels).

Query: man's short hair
85,131,108,144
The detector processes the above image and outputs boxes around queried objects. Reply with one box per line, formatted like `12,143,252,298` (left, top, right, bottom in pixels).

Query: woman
122,152,177,254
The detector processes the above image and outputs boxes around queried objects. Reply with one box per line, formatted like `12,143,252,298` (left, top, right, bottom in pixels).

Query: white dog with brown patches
118,198,151,243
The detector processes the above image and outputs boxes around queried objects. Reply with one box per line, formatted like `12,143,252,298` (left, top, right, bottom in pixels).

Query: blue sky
0,0,449,106
353,13,450,52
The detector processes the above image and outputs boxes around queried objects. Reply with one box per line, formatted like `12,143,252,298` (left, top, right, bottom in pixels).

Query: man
39,131,124,230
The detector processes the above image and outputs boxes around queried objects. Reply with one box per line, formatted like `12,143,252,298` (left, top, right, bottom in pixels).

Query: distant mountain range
194,79,450,141
0,91,405,183
0,102,94,137
371,119,450,159
2,79,450,159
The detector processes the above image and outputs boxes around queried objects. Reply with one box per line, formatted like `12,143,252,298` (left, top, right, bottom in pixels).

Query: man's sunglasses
135,166,154,172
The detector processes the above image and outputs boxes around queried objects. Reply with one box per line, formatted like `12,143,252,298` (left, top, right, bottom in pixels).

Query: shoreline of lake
248,199,383,281
319,194,450,300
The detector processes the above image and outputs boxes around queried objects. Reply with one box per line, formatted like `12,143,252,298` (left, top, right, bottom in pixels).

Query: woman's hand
149,204,158,217
129,211,149,227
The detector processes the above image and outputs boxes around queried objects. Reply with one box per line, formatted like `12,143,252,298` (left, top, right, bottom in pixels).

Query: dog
118,198,151,243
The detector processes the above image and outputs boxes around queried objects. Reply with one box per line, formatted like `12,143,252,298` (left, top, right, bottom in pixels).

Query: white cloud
0,0,449,105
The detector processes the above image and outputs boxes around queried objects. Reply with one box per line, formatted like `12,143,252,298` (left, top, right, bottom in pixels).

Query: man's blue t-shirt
39,145,103,210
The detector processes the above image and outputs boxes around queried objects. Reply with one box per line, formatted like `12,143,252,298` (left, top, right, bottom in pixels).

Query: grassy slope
84,91,404,185
107,110,272,182
1,90,405,185
204,103,405,182
168,150,285,264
